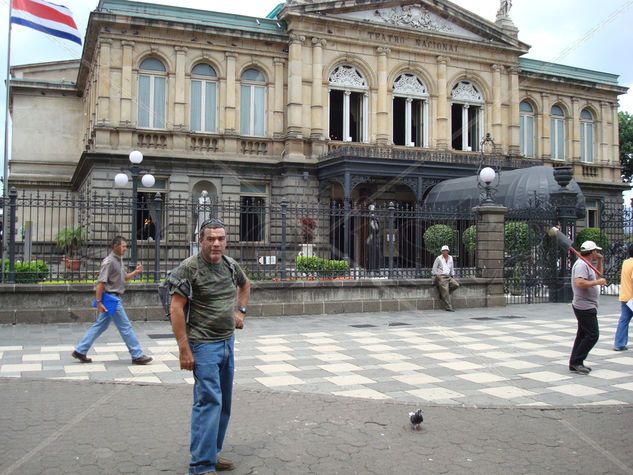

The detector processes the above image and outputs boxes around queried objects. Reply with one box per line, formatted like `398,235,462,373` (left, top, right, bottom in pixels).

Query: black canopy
423,166,586,215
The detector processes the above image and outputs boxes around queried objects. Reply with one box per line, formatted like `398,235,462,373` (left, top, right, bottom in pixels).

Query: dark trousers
569,306,599,366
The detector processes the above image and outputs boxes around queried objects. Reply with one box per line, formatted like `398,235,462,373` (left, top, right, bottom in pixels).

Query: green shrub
296,256,349,278
574,227,609,251
1,259,49,283
423,224,455,256
463,225,477,255
504,222,531,256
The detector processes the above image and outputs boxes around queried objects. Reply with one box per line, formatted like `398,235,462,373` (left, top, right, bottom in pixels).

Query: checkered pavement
1,301,632,407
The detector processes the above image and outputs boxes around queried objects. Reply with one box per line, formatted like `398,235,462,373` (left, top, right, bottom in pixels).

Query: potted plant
299,216,317,257
55,226,84,271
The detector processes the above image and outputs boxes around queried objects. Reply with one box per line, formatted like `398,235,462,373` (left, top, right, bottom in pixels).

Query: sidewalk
1,298,633,474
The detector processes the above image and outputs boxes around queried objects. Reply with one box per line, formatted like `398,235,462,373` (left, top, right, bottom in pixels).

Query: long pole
3,1,13,197
2,2,13,270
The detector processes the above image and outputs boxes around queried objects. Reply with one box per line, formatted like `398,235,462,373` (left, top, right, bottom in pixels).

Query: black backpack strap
222,255,238,287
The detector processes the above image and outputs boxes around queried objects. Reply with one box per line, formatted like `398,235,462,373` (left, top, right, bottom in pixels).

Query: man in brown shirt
72,236,152,365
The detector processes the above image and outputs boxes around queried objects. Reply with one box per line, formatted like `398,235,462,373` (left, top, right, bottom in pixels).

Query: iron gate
505,204,560,304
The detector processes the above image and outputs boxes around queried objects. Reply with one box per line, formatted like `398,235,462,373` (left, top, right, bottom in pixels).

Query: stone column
174,47,187,129
436,56,450,149
97,39,112,125
550,165,578,303
491,64,502,147
120,40,134,126
273,58,285,137
310,38,326,140
287,33,305,138
376,47,390,144
474,204,507,307
508,66,520,155
541,92,550,159
225,52,237,134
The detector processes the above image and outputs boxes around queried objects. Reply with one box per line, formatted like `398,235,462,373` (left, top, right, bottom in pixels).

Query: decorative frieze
374,5,453,33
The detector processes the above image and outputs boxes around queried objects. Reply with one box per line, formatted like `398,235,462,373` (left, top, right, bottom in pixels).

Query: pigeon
409,409,424,430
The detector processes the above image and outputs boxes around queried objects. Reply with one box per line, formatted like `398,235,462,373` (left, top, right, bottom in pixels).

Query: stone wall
0,277,503,324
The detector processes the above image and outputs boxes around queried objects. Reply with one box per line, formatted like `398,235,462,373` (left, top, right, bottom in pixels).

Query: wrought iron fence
599,200,633,296
0,188,477,284
504,203,559,304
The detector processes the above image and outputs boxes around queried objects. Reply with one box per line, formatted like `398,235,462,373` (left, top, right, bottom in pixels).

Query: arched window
519,101,535,158
451,81,484,151
138,58,166,129
550,105,565,160
240,68,266,136
328,65,368,143
392,73,428,147
580,108,594,163
190,63,217,133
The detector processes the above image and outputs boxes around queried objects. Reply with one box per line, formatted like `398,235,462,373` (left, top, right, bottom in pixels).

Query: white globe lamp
114,173,129,187
129,150,143,165
479,167,496,184
141,174,155,188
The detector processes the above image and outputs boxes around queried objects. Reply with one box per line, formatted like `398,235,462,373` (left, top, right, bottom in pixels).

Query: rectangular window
581,123,594,163
551,118,565,160
240,195,266,242
191,80,217,132
138,75,150,128
520,115,535,157
138,75,165,129
240,85,265,136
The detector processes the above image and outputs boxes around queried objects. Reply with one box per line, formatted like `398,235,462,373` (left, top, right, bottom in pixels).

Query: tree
620,111,633,182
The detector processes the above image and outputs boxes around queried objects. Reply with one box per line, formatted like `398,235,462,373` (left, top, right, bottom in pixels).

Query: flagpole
3,0,13,198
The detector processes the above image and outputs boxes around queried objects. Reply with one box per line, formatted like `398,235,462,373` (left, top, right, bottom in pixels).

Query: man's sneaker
72,350,92,363
569,364,590,374
613,346,628,351
216,456,235,471
132,355,153,365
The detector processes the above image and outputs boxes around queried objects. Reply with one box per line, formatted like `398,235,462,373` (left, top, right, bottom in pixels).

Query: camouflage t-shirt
171,254,247,342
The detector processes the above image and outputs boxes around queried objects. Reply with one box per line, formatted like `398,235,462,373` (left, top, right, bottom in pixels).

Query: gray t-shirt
171,254,247,343
96,252,126,294
571,258,598,310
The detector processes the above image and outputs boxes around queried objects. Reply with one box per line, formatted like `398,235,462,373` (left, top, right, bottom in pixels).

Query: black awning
423,166,586,214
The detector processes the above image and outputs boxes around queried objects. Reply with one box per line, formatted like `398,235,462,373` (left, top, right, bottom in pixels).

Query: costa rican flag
10,0,82,45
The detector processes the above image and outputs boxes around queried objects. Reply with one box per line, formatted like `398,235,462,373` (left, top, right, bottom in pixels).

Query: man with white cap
569,240,607,374
432,245,459,312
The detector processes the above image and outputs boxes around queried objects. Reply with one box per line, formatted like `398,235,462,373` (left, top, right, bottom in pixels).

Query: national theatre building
7,0,629,236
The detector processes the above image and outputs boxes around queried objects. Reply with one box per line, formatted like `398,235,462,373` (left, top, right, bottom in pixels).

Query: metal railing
0,188,477,284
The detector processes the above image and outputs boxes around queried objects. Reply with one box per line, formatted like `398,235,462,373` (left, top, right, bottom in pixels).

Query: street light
478,167,497,205
476,134,500,205
114,150,155,270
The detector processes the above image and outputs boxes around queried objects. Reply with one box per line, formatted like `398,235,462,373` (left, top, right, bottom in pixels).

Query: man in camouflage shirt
170,218,250,475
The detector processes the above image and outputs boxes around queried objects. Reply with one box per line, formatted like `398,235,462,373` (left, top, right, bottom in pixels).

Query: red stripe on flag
12,0,78,29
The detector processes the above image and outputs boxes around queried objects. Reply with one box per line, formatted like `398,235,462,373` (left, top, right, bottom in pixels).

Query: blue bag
91,292,120,315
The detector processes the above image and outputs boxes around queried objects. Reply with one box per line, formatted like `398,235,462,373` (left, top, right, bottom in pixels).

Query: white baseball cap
580,240,602,252
441,245,450,252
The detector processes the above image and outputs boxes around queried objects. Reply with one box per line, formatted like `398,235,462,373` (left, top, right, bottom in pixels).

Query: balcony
321,143,541,169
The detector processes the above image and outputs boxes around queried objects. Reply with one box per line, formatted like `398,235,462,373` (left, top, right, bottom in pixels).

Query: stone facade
8,0,628,218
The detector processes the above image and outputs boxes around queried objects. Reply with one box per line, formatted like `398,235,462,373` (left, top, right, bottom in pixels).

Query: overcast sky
1,0,632,186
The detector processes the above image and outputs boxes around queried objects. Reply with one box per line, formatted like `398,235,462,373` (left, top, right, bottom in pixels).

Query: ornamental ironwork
393,73,428,97
329,65,367,89
451,81,483,103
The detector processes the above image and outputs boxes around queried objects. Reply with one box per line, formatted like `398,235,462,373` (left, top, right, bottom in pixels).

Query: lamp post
114,150,155,270
479,166,497,204
476,134,500,205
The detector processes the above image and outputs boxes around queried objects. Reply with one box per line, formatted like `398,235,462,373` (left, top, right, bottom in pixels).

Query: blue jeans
75,299,144,359
189,337,234,475
614,302,633,348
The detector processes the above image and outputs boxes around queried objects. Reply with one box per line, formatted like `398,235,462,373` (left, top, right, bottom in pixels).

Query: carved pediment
280,1,530,52
336,5,483,40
